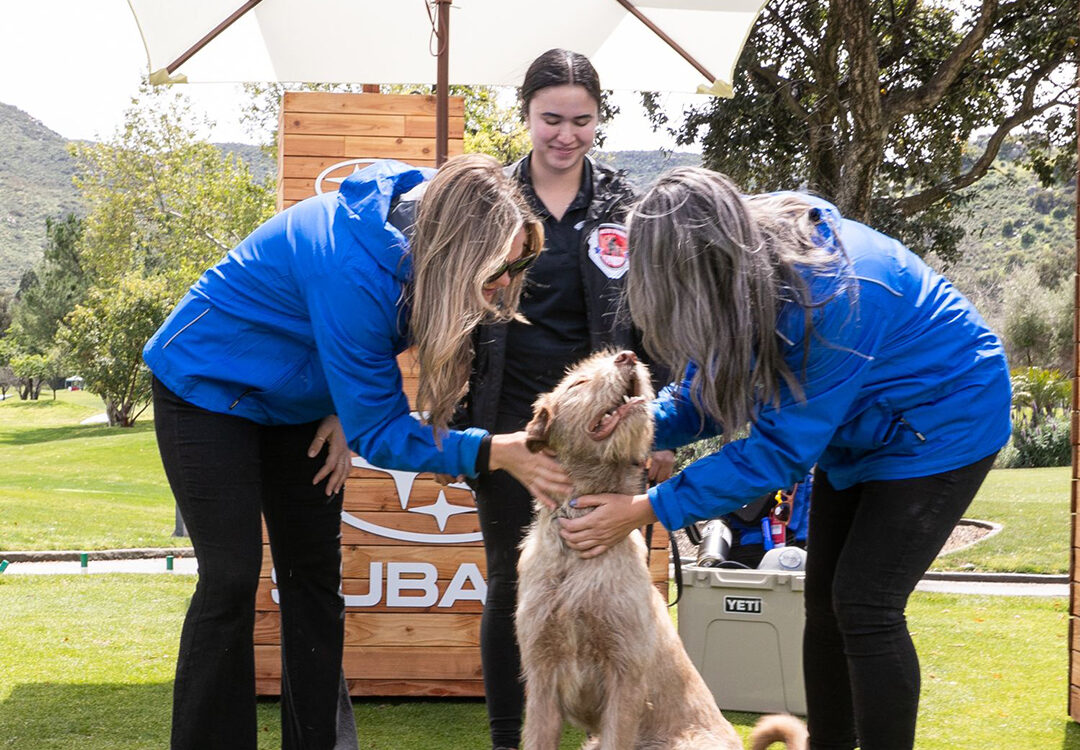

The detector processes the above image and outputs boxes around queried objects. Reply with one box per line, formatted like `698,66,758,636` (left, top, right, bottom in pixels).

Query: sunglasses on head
484,250,538,285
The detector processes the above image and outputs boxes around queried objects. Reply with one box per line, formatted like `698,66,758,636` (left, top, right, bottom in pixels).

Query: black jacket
458,155,660,432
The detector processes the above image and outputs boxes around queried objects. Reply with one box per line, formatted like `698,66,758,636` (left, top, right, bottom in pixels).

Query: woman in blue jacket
144,155,569,750
560,168,1011,750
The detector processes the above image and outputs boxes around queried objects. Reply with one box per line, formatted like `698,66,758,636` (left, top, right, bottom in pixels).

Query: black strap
668,531,683,606
645,523,684,608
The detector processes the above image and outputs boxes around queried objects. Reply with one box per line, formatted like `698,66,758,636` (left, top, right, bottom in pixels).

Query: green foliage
997,413,1072,469
71,83,275,297
6,213,88,355
1010,367,1071,422
654,0,1076,261
8,351,56,401
57,275,173,427
998,367,1072,469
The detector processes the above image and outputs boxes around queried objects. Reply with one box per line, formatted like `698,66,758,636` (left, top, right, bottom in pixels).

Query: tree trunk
832,0,886,221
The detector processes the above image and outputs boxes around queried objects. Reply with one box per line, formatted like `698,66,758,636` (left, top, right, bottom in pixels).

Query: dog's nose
615,351,637,366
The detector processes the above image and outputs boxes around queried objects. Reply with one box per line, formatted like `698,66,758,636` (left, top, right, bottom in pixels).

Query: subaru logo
314,158,378,195
340,456,483,544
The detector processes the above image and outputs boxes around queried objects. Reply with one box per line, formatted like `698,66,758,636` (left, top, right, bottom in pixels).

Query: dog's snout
615,351,637,367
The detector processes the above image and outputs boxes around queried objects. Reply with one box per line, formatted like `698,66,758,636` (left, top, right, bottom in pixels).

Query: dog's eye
565,379,588,389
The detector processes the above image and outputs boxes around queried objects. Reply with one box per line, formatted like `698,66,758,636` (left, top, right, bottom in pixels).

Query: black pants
153,378,357,750
803,453,996,750
473,414,536,750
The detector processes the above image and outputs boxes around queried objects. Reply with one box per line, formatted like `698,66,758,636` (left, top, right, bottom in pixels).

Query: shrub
997,413,1072,469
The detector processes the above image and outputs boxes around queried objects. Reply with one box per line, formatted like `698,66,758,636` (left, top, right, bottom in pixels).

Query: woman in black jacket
454,49,668,750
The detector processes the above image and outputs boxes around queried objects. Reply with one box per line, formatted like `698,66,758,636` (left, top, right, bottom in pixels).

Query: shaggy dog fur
516,350,808,750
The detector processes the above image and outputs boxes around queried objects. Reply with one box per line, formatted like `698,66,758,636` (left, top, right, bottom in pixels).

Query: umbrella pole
161,0,265,79
435,0,451,166
612,0,716,84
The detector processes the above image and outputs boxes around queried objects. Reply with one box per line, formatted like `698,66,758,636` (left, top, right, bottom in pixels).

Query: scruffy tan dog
516,349,807,750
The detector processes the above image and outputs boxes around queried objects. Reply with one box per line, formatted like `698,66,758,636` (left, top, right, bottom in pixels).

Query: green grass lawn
930,466,1071,574
0,390,184,551
0,574,1072,749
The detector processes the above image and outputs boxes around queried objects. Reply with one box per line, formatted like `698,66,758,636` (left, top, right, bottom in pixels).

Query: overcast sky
0,1,701,151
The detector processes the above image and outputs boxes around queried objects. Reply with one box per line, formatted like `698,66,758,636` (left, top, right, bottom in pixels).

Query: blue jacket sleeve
651,365,724,451
649,288,887,531
304,269,487,477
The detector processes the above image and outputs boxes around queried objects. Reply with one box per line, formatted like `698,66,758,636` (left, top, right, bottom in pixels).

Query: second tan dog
516,349,807,750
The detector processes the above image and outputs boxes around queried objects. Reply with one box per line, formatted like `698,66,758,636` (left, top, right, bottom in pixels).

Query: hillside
593,149,702,188
927,155,1076,338
0,103,81,291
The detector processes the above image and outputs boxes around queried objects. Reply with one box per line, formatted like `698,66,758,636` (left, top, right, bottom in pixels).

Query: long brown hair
626,167,850,436
409,153,542,437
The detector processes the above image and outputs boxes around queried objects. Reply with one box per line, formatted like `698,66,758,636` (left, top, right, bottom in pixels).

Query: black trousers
473,415,536,750
153,378,357,750
803,453,996,750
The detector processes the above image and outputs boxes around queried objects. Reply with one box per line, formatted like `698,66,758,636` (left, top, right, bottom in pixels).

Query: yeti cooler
678,565,806,715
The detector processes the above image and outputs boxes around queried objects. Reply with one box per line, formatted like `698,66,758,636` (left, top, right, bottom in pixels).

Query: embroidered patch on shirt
587,223,629,279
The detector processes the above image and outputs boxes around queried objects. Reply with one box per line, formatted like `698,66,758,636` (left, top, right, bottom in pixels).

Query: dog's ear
525,403,554,453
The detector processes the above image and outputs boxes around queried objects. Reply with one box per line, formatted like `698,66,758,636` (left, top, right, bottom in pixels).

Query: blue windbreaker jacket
143,160,489,477
648,196,1012,532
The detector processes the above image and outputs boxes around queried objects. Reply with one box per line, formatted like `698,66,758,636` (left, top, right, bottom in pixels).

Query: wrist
634,493,658,526
474,434,493,475
487,433,511,472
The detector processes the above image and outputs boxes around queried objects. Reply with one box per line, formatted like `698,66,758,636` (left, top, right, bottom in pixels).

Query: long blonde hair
626,167,850,437
409,153,543,437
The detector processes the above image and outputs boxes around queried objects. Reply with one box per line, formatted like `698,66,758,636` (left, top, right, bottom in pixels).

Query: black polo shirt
497,156,594,425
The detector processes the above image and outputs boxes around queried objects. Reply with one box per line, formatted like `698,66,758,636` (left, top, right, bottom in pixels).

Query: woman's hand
308,415,352,496
489,432,573,510
648,449,676,484
558,492,658,558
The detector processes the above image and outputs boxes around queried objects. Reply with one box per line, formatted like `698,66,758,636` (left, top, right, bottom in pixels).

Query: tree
58,274,174,426
6,213,88,354
1001,265,1072,370
0,365,15,400
9,352,52,400
72,82,275,299
648,0,1076,262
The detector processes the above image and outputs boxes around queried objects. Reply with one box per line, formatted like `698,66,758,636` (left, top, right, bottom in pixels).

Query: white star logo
343,456,482,544
314,158,377,194
408,489,477,532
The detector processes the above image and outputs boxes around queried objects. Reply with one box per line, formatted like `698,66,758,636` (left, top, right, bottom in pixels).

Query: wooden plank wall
1070,106,1080,719
261,92,670,697
276,90,466,211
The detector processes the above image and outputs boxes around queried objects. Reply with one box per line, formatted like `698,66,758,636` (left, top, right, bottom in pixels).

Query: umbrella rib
612,0,716,85
166,0,266,75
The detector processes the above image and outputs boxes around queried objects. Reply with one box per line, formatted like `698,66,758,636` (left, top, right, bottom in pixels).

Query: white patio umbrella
127,0,767,162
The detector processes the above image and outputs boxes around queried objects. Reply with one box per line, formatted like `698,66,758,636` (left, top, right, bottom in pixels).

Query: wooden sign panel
263,94,669,697
1070,244,1079,719
277,90,466,211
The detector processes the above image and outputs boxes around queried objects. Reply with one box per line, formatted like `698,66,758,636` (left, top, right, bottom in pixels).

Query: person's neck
530,156,586,222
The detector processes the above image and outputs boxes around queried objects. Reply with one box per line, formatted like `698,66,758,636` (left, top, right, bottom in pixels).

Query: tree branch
746,63,811,120
162,209,232,251
884,0,999,122
894,62,1067,215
